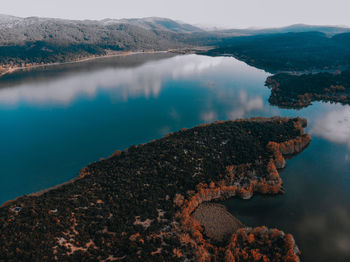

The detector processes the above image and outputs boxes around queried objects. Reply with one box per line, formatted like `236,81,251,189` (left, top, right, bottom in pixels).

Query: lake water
0,53,349,261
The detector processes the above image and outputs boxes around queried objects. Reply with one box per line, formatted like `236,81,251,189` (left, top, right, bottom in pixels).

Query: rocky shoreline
0,117,310,261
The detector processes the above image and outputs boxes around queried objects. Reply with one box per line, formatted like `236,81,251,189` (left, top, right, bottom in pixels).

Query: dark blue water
0,53,349,261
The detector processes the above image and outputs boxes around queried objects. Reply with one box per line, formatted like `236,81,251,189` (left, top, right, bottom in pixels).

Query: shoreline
265,72,350,108
0,47,211,78
1,116,298,208
1,116,310,208
0,50,168,78
0,176,82,208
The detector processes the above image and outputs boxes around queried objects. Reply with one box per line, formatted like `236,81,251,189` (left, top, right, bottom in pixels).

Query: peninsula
0,117,310,261
265,70,350,108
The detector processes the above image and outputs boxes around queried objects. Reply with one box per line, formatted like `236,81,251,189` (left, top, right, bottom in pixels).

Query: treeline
266,70,350,108
0,42,123,66
204,32,350,72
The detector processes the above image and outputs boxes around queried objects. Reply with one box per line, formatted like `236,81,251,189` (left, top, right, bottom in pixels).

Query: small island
0,117,310,261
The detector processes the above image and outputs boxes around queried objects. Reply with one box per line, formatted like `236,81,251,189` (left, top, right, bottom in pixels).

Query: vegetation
266,70,350,108
3,15,350,75
204,32,350,72
200,31,350,109
0,42,123,65
0,16,220,70
0,117,309,261
225,227,299,262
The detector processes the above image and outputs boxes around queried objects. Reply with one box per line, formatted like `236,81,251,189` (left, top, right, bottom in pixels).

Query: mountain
1,14,350,72
101,17,203,33
0,15,215,68
0,14,201,46
217,24,350,36
277,24,350,35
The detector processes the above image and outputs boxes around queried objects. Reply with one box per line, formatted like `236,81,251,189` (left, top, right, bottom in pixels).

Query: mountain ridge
1,14,350,74
215,23,350,36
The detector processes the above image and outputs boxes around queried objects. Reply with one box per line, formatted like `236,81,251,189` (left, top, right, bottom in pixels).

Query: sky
1,0,350,29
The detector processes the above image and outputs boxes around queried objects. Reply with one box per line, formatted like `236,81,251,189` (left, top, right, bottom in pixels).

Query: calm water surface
0,53,349,261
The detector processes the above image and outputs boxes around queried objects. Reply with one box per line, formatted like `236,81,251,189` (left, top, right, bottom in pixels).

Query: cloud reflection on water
227,90,264,119
199,89,265,123
0,55,226,105
311,107,350,148
297,206,350,260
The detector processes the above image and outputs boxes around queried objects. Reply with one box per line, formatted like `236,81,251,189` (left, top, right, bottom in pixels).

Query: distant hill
101,17,204,33
216,24,350,36
1,14,350,72
0,15,214,68
0,14,203,46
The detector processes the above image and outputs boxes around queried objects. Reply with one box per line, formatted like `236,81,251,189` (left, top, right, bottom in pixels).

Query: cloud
0,55,226,106
297,206,350,256
311,107,350,148
169,108,180,120
228,90,264,120
198,89,265,123
201,111,217,122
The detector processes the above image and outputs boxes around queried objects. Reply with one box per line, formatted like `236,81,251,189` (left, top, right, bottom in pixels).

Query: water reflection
0,53,175,89
199,90,264,122
0,54,226,105
1,53,350,261
297,206,350,260
227,91,264,119
0,54,269,204
311,107,350,148
225,132,350,261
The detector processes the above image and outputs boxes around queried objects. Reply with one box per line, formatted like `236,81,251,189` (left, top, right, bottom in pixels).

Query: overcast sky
2,0,350,28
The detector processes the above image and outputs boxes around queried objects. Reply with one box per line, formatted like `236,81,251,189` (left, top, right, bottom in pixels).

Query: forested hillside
205,31,350,72
0,15,215,68
266,70,350,108
2,14,350,74
0,15,204,46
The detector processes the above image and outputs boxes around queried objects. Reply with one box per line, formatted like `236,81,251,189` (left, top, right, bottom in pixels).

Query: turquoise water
0,53,349,261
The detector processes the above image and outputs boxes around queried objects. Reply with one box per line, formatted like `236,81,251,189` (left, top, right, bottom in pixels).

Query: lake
0,53,349,261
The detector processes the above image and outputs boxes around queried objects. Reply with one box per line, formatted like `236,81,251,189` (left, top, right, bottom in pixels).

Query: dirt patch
191,203,244,242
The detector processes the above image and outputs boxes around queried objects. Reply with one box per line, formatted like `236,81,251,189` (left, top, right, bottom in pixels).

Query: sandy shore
191,203,244,242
